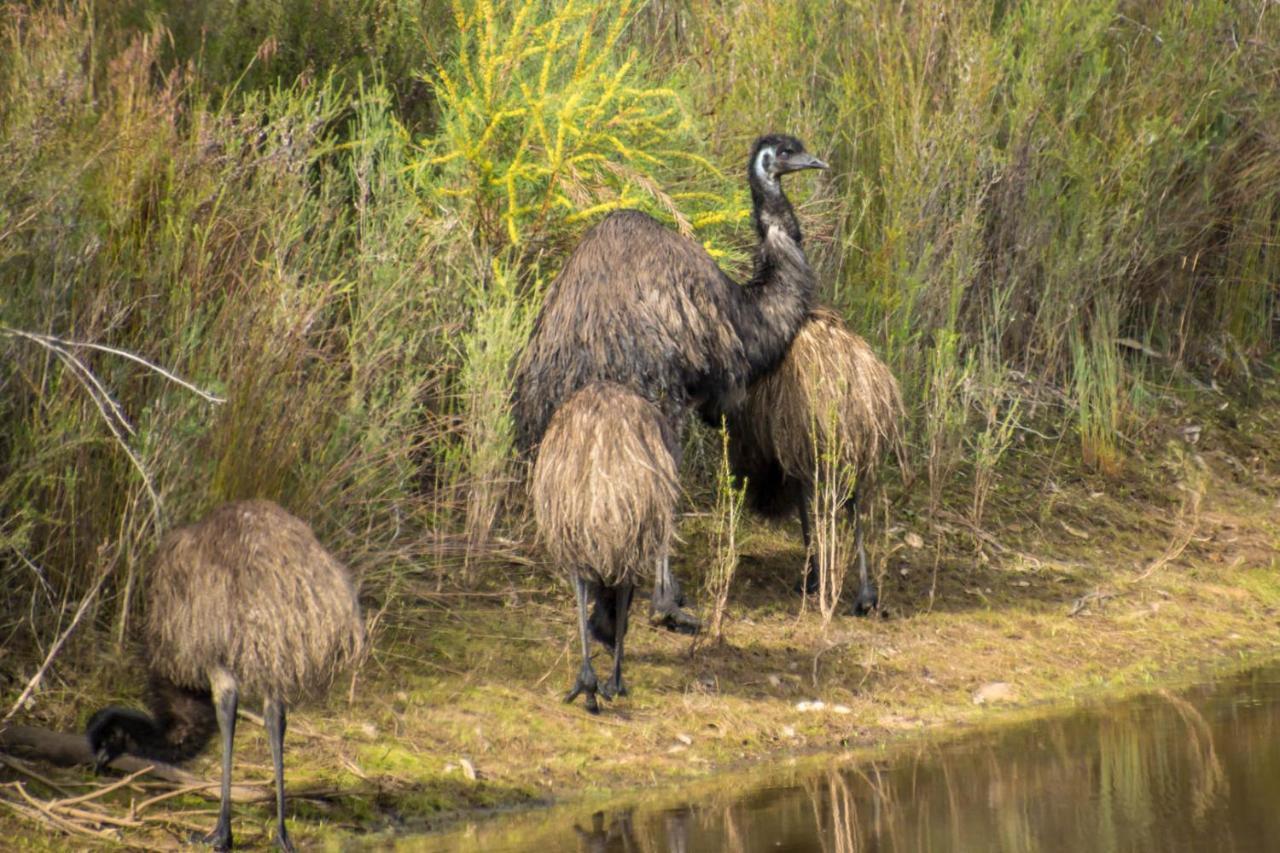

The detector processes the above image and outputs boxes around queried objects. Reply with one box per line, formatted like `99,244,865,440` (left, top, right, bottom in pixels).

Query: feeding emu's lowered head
721,307,904,615
87,500,363,852
512,133,826,628
531,382,679,713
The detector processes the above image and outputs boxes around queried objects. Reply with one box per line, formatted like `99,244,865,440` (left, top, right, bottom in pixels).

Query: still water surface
407,663,1280,851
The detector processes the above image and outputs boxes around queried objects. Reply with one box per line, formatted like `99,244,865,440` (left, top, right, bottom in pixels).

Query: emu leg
795,484,820,595
264,697,294,853
564,574,603,714
648,556,700,634
849,480,878,616
602,581,635,699
205,671,238,852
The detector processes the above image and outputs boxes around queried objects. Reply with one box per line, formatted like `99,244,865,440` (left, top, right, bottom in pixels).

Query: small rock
905,532,925,549
781,725,797,739
832,705,852,715
796,700,826,712
460,758,477,781
767,674,783,688
667,744,687,754
359,722,378,740
676,733,693,746
973,682,1016,706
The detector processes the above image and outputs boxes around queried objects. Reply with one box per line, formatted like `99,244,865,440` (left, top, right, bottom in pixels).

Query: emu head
749,134,828,193
86,707,149,771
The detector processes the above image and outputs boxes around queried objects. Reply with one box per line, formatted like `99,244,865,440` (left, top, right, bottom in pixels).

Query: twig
2,561,114,725
0,755,75,798
49,767,152,809
0,328,226,404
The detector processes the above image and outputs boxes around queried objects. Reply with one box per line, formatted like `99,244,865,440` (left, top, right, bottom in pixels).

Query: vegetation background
1,0,1277,714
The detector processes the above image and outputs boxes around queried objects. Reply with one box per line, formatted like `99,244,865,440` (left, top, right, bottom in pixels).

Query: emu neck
750,180,803,245
734,180,816,386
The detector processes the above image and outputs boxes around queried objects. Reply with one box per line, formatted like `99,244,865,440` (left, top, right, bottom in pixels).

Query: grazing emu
86,500,363,852
720,307,903,614
530,382,679,713
513,133,826,629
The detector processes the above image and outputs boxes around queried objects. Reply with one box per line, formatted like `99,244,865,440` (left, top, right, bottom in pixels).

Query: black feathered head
748,134,828,189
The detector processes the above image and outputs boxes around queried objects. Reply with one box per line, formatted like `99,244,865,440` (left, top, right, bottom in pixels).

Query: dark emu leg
602,581,635,699
206,673,238,851
264,697,295,852
849,478,878,616
798,480,878,615
797,483,820,596
565,573,603,713
649,556,701,634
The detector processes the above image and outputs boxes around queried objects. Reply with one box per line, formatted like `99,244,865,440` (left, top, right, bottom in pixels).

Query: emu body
86,500,362,852
513,134,825,628
530,383,679,712
718,308,903,614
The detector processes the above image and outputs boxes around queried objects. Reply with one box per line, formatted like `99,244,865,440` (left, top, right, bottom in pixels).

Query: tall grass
2,0,1280,657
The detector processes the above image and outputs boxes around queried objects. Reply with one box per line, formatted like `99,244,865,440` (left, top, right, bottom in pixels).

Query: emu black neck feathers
86,676,217,766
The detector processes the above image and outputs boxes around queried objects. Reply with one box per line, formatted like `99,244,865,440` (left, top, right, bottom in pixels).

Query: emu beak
782,152,828,173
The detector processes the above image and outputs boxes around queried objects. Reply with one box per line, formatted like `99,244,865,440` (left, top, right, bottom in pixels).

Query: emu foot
850,584,879,617
199,823,232,852
564,670,605,714
793,558,820,596
648,603,701,635
601,675,628,700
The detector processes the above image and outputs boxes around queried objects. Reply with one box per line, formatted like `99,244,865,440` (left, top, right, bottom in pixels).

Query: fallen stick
0,724,265,803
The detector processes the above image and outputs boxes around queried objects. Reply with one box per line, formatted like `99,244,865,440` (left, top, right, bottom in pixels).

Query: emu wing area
513,210,749,452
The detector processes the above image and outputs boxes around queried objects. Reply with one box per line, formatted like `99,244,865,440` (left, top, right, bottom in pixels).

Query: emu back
146,499,363,702
513,210,752,453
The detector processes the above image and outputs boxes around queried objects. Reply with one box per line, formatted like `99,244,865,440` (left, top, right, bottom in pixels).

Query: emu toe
565,671,605,714
648,605,701,635
601,676,628,700
794,558,821,596
199,824,232,852
850,585,879,617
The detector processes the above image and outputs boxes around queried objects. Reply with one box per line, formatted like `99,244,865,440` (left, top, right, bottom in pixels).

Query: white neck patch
753,147,778,190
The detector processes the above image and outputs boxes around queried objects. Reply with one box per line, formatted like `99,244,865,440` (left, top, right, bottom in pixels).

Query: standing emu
720,307,903,614
513,133,826,630
86,500,363,852
530,382,679,713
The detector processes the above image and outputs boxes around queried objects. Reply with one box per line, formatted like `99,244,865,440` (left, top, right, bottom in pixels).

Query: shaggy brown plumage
530,382,679,713
87,500,362,852
513,134,826,625
723,307,903,613
531,383,679,587
734,307,903,490
145,500,363,702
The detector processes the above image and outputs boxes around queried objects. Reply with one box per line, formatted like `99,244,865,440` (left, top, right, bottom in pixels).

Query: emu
86,500,363,852
530,382,679,713
719,307,903,614
513,133,826,630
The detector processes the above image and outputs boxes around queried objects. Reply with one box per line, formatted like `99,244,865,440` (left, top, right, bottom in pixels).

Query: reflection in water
414,665,1280,852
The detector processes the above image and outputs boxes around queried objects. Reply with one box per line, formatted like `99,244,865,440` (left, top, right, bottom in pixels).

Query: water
403,664,1280,851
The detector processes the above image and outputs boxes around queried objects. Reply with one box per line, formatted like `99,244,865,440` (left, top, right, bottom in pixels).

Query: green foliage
415,0,741,254
3,0,1280,643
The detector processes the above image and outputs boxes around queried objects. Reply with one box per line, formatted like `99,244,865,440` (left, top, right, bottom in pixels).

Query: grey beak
784,152,828,172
